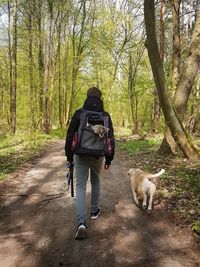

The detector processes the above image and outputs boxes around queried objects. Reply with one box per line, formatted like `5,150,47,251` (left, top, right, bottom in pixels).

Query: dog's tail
147,169,165,180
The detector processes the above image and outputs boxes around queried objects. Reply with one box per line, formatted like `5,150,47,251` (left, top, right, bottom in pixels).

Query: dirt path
0,140,199,267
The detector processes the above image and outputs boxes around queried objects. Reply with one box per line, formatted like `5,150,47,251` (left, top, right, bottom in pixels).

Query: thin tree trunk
151,87,160,133
134,93,138,133
43,0,53,134
0,68,6,125
8,1,12,127
10,0,17,134
37,0,44,120
172,0,181,92
57,18,62,128
159,0,165,63
144,0,199,160
63,31,69,124
128,54,135,134
28,5,35,131
151,0,165,133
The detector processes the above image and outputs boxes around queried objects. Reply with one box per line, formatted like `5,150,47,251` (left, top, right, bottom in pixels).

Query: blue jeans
74,154,103,225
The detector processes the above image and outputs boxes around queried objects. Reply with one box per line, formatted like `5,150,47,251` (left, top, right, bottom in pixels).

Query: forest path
0,140,199,267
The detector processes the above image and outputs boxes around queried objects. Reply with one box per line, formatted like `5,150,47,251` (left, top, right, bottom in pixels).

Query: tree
65,0,93,126
160,5,200,154
144,0,199,160
159,0,181,154
37,0,44,122
42,0,53,134
173,9,200,121
10,0,17,134
172,0,181,92
151,0,166,133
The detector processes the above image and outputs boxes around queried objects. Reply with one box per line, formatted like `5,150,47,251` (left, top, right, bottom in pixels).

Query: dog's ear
127,169,133,176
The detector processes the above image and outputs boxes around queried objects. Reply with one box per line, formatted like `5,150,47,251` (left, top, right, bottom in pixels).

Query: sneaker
91,208,100,220
75,223,87,239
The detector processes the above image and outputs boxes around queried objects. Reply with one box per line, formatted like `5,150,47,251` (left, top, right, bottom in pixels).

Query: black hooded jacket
65,96,115,165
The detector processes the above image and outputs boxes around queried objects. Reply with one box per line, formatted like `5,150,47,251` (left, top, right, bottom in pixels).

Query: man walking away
65,86,115,239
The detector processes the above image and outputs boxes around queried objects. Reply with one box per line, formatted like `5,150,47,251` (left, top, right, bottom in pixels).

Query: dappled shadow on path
0,144,199,267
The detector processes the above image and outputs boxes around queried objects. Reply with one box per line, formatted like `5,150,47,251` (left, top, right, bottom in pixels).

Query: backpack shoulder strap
78,109,88,135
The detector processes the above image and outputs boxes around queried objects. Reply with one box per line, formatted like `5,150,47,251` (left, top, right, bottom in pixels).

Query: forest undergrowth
0,128,65,181
117,135,200,240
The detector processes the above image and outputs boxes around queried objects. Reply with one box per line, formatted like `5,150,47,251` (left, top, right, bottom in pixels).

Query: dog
127,168,165,213
87,123,109,138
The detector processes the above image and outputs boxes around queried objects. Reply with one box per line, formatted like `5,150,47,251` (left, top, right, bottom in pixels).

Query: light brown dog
127,168,165,213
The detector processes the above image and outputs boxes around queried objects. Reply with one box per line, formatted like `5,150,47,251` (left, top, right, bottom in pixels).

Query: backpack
71,109,112,157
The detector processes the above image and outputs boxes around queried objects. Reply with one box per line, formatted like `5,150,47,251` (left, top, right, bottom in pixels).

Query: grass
0,131,63,181
166,168,200,226
116,138,161,154
51,127,66,139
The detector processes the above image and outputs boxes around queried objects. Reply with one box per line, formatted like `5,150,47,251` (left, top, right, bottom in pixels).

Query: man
65,86,115,239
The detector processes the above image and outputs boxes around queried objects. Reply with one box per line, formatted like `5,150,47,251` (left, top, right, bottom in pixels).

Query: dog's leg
132,189,139,205
142,192,147,209
147,186,156,214
147,194,153,214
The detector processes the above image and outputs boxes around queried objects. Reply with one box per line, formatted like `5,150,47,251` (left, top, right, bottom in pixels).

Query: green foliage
117,138,161,154
173,169,200,195
161,168,200,227
186,173,200,194
51,128,66,139
192,222,200,235
0,0,159,135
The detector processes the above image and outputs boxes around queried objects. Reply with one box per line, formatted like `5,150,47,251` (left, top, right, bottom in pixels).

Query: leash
66,162,74,197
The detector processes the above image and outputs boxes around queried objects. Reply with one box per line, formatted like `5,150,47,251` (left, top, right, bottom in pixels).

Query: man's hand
66,161,74,168
104,163,110,170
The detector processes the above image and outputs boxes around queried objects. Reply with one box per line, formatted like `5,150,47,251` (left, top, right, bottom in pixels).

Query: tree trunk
151,0,165,133
151,87,160,133
188,77,200,133
159,0,181,154
174,9,200,120
159,3,200,155
8,1,12,127
159,0,165,63
144,0,199,160
57,22,62,128
28,4,35,131
10,0,17,134
37,0,44,121
128,54,135,134
172,0,181,92
43,0,53,134
63,30,69,124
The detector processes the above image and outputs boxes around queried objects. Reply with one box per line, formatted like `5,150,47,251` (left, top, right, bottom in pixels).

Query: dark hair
87,86,102,98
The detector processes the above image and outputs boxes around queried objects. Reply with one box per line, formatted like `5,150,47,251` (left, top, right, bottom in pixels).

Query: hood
83,96,104,112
